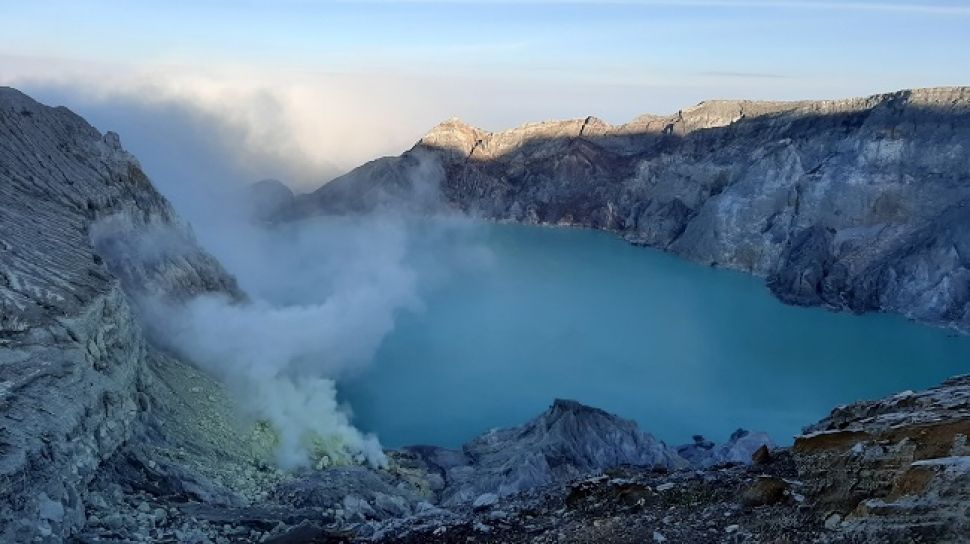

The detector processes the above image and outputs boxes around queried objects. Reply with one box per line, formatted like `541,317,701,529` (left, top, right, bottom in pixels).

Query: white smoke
149,217,419,468
107,157,489,469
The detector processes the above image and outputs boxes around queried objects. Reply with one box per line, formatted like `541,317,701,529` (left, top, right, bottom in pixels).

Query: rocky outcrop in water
283,87,970,331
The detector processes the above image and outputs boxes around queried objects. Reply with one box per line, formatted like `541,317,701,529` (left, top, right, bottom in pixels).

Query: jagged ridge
0,86,241,541
284,86,970,331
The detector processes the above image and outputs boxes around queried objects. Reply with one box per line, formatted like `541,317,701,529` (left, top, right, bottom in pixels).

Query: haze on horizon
2,0,968,191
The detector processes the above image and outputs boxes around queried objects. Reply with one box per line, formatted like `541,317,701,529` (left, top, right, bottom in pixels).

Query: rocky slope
0,87,764,542
400,399,691,507
73,396,759,542
4,87,970,543
283,87,970,331
0,86,244,541
67,376,970,544
369,376,970,544
794,375,970,540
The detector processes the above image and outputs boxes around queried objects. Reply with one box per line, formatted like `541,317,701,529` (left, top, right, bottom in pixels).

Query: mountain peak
419,117,484,154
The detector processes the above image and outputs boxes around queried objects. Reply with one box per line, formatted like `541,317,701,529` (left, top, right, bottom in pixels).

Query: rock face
0,87,723,543
283,87,970,331
793,374,970,541
0,87,239,541
5,85,970,543
246,178,295,222
404,399,688,506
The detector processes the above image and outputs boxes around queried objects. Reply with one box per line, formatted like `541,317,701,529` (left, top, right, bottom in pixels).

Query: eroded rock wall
793,375,970,541
0,87,239,541
288,87,970,330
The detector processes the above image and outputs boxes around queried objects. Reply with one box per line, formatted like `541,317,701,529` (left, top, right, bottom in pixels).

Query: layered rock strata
284,87,970,330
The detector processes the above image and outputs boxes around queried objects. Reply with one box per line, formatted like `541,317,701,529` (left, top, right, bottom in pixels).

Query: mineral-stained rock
471,493,499,511
280,87,970,332
751,444,772,465
793,375,970,541
740,476,789,507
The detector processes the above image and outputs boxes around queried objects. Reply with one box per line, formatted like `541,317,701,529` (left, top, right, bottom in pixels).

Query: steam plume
94,154,487,468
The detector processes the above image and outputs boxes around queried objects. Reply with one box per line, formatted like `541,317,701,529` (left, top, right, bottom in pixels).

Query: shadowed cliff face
282,87,970,331
0,86,241,541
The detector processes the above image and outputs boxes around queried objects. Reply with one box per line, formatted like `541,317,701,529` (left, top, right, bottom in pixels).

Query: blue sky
1,0,968,185
4,0,969,83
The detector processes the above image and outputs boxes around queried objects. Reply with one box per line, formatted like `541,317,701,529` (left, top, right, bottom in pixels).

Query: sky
2,0,969,189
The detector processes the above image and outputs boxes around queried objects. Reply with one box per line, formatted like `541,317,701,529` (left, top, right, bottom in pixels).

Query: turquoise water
340,223,969,448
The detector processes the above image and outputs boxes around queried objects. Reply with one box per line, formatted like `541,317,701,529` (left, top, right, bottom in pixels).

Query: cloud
1,57,646,201
1,58,425,188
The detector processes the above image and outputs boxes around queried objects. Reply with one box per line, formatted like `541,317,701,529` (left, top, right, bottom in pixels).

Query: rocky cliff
794,375,970,540
4,86,970,543
284,87,970,331
0,87,758,542
0,87,240,541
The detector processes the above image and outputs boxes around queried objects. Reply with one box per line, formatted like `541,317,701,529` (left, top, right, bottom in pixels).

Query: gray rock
0,87,239,541
678,429,774,468
471,493,498,510
281,87,970,332
473,521,492,533
37,494,64,523
488,509,508,520
271,466,422,520
104,513,125,531
342,495,377,522
407,399,687,506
